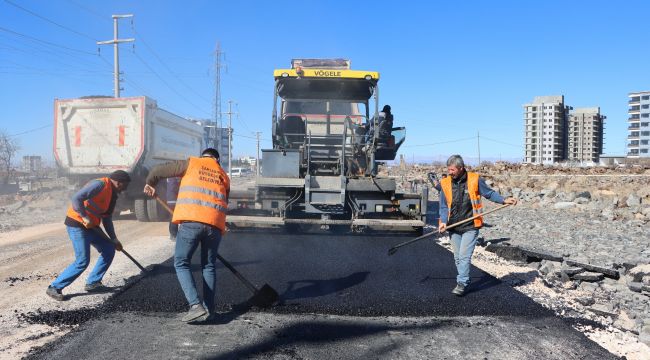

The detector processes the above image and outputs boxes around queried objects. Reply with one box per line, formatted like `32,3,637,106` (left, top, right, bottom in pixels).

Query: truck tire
146,198,169,222
134,198,149,222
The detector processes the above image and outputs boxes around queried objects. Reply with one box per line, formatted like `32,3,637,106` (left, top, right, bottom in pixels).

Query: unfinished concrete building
524,95,571,164
568,107,605,163
628,91,650,158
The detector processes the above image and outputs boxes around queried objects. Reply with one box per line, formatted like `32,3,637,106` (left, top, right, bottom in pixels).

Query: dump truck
228,59,426,233
53,96,205,221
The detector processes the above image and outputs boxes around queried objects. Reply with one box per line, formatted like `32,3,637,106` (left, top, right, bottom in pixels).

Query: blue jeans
449,229,479,286
174,222,222,311
51,226,116,290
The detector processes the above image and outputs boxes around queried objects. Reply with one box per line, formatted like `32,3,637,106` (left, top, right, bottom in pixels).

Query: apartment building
524,95,571,164
567,107,605,163
628,91,650,158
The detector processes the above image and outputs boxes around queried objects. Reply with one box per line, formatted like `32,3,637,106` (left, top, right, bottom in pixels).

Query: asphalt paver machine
228,59,426,233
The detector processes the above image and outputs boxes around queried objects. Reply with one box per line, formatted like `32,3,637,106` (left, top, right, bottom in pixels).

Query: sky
1,0,649,166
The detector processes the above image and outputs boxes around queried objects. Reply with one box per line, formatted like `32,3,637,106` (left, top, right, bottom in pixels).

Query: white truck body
53,96,204,221
54,96,203,175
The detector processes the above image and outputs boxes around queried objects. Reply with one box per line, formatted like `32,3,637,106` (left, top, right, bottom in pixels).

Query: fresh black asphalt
24,230,617,359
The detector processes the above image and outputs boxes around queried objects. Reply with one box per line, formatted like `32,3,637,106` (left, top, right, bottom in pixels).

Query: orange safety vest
66,177,114,228
172,157,230,231
440,172,484,228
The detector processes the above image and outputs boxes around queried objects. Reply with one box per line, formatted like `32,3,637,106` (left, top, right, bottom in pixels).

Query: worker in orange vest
144,148,230,322
439,155,517,296
46,170,130,301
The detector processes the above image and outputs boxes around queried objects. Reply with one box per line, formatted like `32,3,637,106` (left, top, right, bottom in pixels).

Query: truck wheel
147,198,169,222
134,198,149,222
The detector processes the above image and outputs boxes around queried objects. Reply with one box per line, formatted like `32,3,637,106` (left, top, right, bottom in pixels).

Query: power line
65,0,109,23
480,136,525,149
131,49,211,117
233,133,270,141
4,0,99,42
0,44,110,74
130,23,212,105
0,33,107,70
234,103,253,132
10,124,52,137
0,26,98,56
403,136,476,148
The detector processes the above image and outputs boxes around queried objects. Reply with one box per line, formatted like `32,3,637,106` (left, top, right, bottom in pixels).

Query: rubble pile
383,163,650,223
386,162,650,345
0,185,72,233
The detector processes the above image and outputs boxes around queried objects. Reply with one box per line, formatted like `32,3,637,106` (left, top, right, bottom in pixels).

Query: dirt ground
0,219,174,359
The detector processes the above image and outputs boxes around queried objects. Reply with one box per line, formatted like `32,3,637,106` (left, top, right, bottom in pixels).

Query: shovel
388,203,511,256
153,194,279,308
91,227,147,273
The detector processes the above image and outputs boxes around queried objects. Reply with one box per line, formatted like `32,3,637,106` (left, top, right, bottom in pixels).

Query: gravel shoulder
0,219,174,359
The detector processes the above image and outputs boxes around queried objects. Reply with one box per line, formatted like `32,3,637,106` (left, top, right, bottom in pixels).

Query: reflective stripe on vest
66,177,113,228
440,172,483,228
172,157,230,230
175,198,228,213
178,186,227,201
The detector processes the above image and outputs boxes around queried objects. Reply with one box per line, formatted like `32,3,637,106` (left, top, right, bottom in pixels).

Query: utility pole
97,14,134,98
222,100,238,178
477,131,481,165
255,131,261,177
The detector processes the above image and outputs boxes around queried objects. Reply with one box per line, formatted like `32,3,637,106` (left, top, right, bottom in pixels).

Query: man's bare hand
143,184,156,197
81,216,92,228
112,239,123,252
504,197,518,206
438,222,447,233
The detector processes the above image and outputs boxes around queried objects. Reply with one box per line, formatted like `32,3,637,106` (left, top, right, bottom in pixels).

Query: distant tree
0,130,20,184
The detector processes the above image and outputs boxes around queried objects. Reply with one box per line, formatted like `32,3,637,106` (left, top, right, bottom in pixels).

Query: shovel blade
248,284,279,308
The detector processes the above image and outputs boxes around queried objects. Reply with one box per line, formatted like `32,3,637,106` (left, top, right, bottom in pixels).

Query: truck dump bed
53,96,203,175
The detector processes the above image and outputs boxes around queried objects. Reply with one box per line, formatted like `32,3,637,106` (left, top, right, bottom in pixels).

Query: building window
642,140,649,145
642,149,649,153
643,104,649,109
642,114,650,118
643,95,650,100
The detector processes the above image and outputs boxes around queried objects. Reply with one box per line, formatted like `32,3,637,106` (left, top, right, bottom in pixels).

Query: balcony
627,152,639,157
629,98,640,104
629,117,640,122
629,106,641,112
629,126,641,130
629,135,640,139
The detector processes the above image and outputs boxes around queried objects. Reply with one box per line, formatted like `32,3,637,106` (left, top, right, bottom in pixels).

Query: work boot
84,282,108,292
181,304,207,322
451,283,466,296
46,286,65,301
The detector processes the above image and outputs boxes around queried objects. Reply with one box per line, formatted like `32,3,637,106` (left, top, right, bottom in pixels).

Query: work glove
427,172,437,183
80,216,92,228
111,238,124,252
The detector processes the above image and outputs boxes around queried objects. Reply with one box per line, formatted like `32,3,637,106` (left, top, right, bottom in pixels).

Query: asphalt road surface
26,229,617,359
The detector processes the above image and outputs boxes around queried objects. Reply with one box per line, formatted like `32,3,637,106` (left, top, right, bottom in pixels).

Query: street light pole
255,131,261,177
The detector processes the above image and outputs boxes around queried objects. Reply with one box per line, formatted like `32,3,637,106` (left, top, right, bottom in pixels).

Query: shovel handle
121,249,147,272
90,227,147,273
445,203,511,232
153,195,174,214
388,203,511,255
